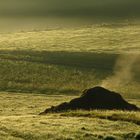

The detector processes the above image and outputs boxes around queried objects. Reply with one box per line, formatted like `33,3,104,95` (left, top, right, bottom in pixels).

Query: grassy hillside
0,23,140,98
0,92,139,140
0,23,140,140
0,23,140,52
1,0,140,19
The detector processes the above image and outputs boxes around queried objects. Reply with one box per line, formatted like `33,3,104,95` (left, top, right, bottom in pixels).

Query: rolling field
0,23,140,139
0,93,140,140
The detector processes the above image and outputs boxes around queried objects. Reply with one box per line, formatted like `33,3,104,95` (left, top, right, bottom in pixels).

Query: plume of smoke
101,53,139,90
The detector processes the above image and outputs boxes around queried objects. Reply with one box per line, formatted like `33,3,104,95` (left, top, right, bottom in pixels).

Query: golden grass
0,24,140,53
0,92,139,139
0,23,139,139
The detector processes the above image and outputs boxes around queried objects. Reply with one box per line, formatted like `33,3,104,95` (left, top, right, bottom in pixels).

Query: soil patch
40,86,139,114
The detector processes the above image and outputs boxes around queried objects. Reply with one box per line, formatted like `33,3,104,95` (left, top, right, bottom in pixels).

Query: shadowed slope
40,86,139,114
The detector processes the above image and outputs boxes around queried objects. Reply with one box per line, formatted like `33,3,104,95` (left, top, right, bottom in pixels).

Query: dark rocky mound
40,86,139,114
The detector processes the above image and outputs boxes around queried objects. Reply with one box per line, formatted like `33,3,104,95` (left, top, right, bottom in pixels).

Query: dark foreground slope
40,86,139,114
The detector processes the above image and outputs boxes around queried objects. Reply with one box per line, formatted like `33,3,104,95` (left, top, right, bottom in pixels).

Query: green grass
0,23,140,98
0,51,114,94
60,110,140,125
0,23,140,139
0,92,139,140
0,50,139,98
0,23,140,52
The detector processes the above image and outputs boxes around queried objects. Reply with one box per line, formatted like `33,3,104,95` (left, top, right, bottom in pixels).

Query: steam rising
101,53,139,90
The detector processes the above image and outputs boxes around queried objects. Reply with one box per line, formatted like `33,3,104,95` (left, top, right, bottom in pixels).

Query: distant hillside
0,0,140,19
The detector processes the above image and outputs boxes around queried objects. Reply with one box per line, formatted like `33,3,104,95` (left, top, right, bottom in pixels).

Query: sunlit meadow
0,0,140,140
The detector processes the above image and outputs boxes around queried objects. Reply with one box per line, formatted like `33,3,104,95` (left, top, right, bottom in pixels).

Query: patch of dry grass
0,92,139,139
